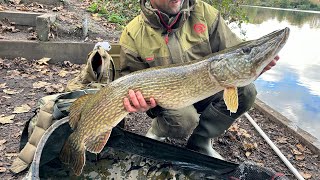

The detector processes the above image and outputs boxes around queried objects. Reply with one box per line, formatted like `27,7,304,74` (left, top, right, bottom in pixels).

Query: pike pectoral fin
85,130,112,153
69,94,93,129
223,87,238,113
59,133,85,176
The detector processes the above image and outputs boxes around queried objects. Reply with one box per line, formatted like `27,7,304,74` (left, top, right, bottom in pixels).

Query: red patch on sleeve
193,23,206,34
146,57,154,61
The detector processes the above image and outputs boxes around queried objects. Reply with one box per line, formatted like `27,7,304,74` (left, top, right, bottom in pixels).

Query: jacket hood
140,0,196,31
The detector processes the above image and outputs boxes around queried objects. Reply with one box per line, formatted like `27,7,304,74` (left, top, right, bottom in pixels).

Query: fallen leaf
12,132,21,138
9,0,21,5
16,122,24,126
0,83,7,88
5,153,18,160
243,141,256,151
245,152,251,157
58,70,69,77
296,144,306,152
63,61,73,67
33,81,51,88
13,104,31,113
21,74,29,78
292,148,302,155
45,83,65,93
27,33,37,40
8,70,21,76
3,89,20,95
16,6,29,11
257,162,264,167
96,37,103,42
276,137,288,144
28,75,37,80
27,27,34,32
227,133,237,141
40,69,50,75
296,162,306,168
52,6,63,12
0,167,6,173
300,172,312,179
295,154,305,161
2,96,11,99
37,57,51,65
0,5,5,11
92,16,102,21
228,123,239,132
0,139,6,145
0,115,15,124
239,128,252,138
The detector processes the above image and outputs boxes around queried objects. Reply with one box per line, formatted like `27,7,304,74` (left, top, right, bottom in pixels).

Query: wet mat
32,124,287,179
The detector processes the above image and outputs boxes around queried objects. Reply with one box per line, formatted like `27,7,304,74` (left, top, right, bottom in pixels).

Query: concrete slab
0,39,121,76
21,0,63,5
0,11,44,26
254,98,320,155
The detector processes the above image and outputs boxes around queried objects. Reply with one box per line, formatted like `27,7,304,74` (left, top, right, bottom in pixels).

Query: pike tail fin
59,132,85,176
85,129,112,153
69,94,93,129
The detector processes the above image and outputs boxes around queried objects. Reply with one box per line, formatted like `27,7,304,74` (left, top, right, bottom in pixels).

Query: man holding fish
120,0,279,159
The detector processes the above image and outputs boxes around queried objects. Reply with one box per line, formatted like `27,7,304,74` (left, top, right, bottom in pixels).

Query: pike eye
242,47,251,54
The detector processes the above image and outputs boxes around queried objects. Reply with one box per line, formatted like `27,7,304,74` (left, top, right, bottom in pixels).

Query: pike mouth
255,27,290,76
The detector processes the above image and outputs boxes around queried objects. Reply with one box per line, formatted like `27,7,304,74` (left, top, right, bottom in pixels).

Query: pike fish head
210,27,290,87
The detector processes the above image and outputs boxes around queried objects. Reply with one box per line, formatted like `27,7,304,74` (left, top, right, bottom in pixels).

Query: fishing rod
244,112,305,180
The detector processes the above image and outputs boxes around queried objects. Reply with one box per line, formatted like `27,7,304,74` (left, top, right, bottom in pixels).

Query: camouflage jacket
119,0,242,76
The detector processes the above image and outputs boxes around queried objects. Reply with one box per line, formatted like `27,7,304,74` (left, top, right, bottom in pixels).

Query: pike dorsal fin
69,94,93,129
223,87,238,114
85,130,112,153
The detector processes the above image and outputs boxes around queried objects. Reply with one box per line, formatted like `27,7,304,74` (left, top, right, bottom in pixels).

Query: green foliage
87,1,99,13
203,0,249,26
86,0,140,28
108,13,125,24
86,0,249,29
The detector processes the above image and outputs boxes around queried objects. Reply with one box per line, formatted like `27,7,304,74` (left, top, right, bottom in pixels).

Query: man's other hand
123,90,157,112
261,55,280,74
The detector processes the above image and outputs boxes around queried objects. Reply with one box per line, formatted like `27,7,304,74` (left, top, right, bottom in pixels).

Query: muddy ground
0,0,320,179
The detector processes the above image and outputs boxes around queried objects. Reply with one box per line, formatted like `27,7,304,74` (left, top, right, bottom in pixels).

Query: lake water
231,6,320,139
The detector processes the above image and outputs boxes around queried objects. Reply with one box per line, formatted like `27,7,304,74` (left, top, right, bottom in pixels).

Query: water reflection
234,7,320,139
244,6,320,28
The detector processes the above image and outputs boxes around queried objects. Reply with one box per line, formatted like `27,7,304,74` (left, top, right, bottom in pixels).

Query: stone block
21,0,63,5
0,11,43,26
36,13,56,41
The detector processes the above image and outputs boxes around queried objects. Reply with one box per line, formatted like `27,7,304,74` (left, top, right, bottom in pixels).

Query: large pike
60,27,290,175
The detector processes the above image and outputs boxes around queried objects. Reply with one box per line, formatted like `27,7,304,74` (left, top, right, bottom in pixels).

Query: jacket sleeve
120,26,163,118
119,27,149,77
208,14,243,53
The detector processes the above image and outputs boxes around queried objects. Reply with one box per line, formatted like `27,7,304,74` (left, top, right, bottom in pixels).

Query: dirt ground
0,0,319,180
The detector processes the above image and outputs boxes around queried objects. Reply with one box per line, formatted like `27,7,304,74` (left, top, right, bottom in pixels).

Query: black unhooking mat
19,118,288,180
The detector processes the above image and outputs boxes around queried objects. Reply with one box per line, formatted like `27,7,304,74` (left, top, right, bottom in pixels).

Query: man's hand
123,90,157,112
261,55,280,74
